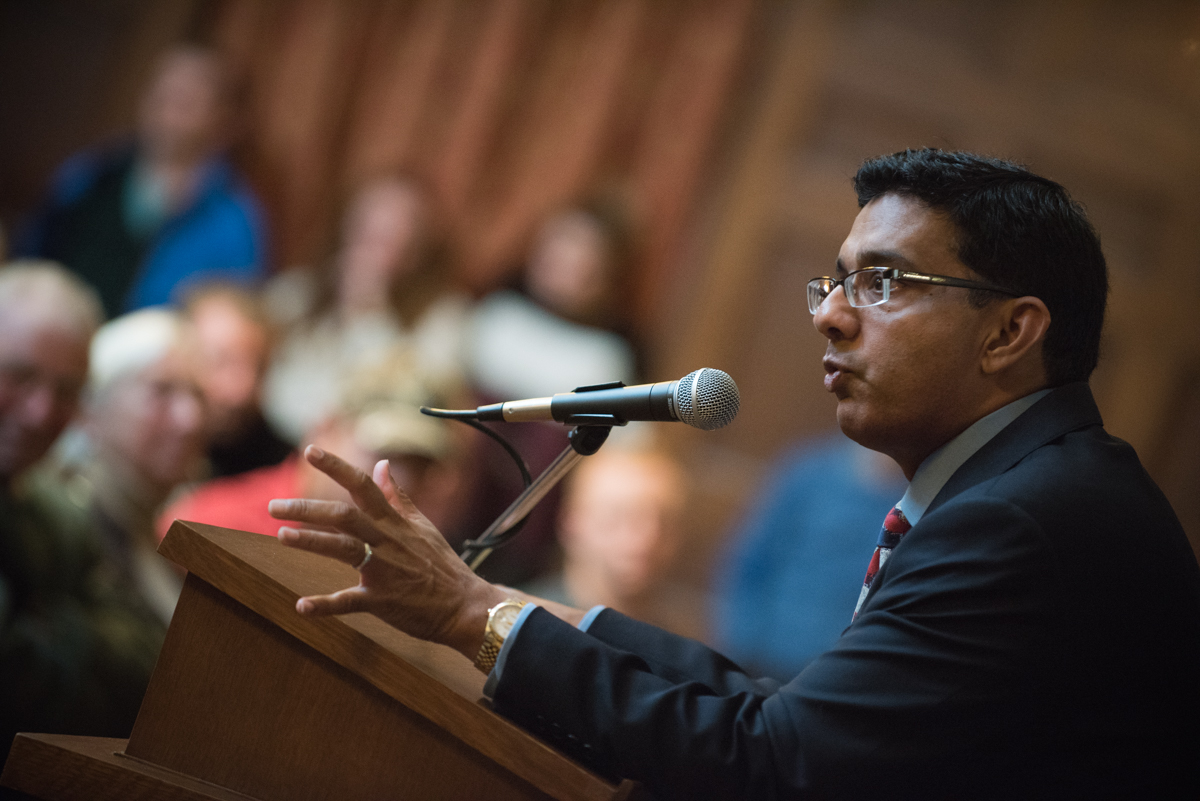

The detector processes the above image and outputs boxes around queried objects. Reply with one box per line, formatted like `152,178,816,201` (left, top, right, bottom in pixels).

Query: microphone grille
675,368,739,430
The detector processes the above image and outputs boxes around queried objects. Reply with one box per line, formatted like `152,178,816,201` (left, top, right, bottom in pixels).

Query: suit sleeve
491,495,1054,800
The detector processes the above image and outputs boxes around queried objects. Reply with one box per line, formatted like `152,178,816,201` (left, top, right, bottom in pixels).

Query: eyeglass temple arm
891,270,1021,297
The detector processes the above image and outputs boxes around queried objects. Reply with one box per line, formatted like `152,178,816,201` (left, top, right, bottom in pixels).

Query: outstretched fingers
373,459,421,517
303,446,395,519
268,497,384,545
277,526,371,567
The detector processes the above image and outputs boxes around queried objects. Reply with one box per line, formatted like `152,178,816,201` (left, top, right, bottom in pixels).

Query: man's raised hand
268,445,508,661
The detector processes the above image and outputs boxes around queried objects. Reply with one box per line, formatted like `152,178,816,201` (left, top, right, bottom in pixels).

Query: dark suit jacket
493,384,1200,799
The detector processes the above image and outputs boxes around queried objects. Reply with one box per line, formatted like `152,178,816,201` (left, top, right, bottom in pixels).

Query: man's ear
980,296,1051,376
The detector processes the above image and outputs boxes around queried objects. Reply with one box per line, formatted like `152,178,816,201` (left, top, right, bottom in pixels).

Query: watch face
492,602,524,638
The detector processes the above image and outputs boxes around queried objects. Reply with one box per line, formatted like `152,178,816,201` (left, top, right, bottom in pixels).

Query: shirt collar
898,389,1051,525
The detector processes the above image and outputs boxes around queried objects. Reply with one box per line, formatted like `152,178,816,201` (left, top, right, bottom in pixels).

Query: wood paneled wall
667,0,1200,583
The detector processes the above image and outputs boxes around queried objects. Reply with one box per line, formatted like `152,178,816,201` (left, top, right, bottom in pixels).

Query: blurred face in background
89,348,207,494
0,311,89,482
526,210,613,321
336,178,427,314
297,416,447,520
137,48,229,163
189,292,269,439
560,451,686,603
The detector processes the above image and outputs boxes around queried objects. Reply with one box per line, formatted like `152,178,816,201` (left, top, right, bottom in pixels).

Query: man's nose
812,285,858,342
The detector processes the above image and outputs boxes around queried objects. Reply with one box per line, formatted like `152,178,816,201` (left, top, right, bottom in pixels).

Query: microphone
425,368,740,430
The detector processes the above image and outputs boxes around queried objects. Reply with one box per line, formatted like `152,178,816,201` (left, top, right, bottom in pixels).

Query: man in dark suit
269,149,1200,799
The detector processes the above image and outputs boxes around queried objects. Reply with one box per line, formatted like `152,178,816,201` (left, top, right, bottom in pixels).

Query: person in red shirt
160,377,458,541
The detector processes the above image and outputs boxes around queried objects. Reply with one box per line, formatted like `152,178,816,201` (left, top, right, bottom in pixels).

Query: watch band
473,599,526,674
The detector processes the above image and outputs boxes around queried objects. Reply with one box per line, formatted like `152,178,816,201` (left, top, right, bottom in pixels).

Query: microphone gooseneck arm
458,425,611,571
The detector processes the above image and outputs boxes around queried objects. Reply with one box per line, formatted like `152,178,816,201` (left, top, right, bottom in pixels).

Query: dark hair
853,148,1108,385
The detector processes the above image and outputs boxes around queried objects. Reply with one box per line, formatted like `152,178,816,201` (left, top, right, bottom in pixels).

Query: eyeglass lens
848,269,888,307
807,269,891,314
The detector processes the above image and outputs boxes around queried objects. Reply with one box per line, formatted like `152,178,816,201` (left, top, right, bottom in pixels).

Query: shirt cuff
482,604,608,697
578,604,606,631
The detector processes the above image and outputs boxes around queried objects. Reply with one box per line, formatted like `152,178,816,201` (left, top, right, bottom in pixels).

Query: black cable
457,418,532,489
420,406,485,420
421,409,534,562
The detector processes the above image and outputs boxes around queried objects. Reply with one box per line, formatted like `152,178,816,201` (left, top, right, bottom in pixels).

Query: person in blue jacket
712,435,906,680
20,45,266,318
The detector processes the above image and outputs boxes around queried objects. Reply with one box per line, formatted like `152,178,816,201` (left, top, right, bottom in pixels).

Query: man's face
814,194,997,477
527,212,611,320
561,453,684,601
337,180,426,311
0,315,89,481
191,296,268,437
138,50,226,162
91,350,207,492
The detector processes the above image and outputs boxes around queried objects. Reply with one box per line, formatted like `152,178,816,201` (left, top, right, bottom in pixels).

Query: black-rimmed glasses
806,267,1021,314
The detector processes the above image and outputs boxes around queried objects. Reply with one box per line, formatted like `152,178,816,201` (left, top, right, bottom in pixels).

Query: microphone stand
460,424,612,572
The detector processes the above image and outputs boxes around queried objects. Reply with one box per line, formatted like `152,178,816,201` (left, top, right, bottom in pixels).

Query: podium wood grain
1,520,643,801
2,734,255,801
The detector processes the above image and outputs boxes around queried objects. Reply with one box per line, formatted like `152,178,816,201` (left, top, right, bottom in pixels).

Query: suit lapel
924,382,1104,519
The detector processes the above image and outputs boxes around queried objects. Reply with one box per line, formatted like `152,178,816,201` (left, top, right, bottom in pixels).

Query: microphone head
674,368,739,430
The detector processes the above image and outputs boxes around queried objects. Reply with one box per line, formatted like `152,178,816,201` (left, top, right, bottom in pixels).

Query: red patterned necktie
853,506,911,621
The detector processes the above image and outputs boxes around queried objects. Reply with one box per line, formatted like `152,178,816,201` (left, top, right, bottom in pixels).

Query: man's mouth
823,357,852,394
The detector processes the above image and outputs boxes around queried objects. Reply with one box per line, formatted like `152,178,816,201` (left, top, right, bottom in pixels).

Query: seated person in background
711,434,906,679
19,44,267,318
50,308,207,627
459,198,640,586
468,198,638,400
0,261,162,766
161,365,460,540
184,282,291,477
520,446,702,639
262,174,469,445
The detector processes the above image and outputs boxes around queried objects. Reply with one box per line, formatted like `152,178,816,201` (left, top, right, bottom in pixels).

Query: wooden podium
1,521,644,800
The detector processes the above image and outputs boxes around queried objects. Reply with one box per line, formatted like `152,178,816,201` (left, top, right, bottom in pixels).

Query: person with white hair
51,307,208,627
0,261,100,481
0,260,162,766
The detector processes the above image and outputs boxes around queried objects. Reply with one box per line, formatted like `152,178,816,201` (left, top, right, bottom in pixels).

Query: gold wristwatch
473,599,527,674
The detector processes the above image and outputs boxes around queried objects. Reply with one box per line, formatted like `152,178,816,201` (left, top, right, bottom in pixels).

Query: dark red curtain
205,0,754,332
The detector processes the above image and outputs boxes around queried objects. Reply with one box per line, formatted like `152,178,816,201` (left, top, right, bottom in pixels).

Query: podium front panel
127,573,551,800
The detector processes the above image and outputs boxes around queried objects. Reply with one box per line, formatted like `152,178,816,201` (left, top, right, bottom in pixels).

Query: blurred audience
710,435,907,680
520,446,702,638
19,44,267,318
262,174,469,444
467,199,638,400
161,362,461,539
185,283,290,477
0,261,162,765
50,308,207,627
457,199,642,587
